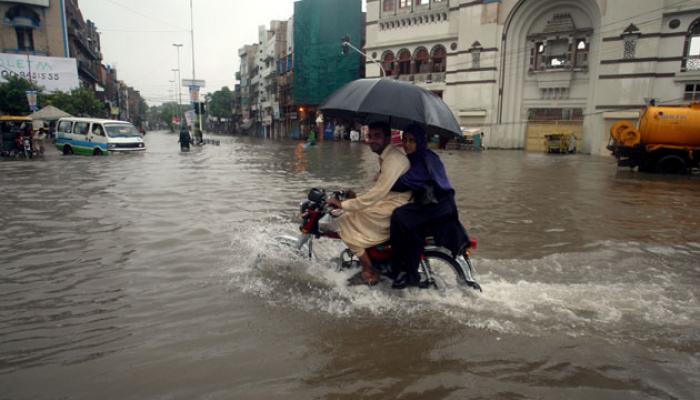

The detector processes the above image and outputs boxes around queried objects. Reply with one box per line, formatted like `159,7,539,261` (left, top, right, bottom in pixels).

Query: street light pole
168,79,175,104
172,43,183,124
342,37,385,77
189,0,203,137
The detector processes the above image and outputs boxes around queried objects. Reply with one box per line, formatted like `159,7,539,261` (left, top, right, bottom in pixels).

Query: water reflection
0,132,698,399
294,143,308,174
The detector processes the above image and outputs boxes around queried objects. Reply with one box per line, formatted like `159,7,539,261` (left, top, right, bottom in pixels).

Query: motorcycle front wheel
421,250,467,290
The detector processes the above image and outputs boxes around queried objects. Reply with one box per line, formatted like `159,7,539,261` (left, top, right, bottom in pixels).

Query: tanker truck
608,103,700,173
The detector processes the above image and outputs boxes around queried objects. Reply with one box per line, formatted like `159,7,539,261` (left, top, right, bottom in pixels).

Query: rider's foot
347,271,379,286
391,271,421,289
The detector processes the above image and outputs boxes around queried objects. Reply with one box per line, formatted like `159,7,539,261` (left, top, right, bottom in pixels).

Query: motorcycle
12,134,33,159
276,188,482,291
21,135,32,159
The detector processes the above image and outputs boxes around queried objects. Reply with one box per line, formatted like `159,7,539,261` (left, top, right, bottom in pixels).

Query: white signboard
182,79,205,88
185,110,196,127
0,53,79,92
0,0,49,7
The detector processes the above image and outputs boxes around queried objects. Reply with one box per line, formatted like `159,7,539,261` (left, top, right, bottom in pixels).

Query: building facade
365,0,700,155
237,43,258,134
292,0,362,138
65,0,102,90
0,0,67,57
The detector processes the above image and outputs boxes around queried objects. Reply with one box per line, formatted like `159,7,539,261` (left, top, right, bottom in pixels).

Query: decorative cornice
447,47,498,56
663,7,700,17
365,36,458,52
595,104,646,110
600,57,683,64
598,73,676,79
446,67,498,73
602,31,686,42
446,79,497,85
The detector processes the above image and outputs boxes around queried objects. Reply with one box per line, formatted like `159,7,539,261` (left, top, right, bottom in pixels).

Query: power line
104,0,189,31
99,28,187,33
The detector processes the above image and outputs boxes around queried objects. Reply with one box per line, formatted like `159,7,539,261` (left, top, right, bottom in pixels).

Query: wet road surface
1,131,699,399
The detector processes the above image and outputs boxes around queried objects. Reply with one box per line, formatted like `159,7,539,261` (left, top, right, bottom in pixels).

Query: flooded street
1,131,699,399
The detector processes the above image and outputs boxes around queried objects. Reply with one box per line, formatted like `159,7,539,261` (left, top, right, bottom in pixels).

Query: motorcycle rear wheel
422,250,466,290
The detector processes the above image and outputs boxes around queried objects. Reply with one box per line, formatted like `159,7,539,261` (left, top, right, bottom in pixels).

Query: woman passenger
390,124,469,289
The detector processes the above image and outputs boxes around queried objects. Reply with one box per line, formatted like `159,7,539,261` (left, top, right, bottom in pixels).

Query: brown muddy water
1,131,699,400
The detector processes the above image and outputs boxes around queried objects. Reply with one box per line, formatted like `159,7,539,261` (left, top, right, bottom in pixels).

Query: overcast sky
80,0,365,105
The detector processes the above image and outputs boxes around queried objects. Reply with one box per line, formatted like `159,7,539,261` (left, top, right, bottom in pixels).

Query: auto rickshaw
0,115,33,158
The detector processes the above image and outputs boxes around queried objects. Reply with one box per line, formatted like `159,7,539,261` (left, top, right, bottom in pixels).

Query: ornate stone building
365,0,700,154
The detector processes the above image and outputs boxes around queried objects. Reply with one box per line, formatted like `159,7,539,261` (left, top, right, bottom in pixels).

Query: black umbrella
319,78,462,138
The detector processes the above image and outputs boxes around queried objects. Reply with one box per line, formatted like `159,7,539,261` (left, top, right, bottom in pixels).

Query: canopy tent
30,105,72,122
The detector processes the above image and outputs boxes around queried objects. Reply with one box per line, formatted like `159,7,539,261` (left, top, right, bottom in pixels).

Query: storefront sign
0,53,79,92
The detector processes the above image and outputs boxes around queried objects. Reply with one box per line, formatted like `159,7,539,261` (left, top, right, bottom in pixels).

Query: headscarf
397,124,453,192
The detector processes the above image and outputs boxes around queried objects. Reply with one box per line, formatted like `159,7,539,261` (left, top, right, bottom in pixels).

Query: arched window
431,45,446,73
397,49,411,75
6,5,40,52
383,0,395,13
682,19,700,72
381,51,395,76
414,47,429,74
5,5,40,25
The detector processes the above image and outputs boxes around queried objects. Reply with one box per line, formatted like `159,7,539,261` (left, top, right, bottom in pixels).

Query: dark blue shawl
397,124,453,193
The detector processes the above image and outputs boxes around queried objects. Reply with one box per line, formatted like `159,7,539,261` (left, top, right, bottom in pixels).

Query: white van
55,118,145,155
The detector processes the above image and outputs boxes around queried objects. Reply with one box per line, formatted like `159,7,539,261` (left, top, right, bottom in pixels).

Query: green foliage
43,87,107,118
208,86,234,119
132,98,148,127
0,76,34,115
0,76,108,117
158,102,181,130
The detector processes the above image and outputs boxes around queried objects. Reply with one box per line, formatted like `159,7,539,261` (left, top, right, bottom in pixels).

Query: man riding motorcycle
325,122,411,286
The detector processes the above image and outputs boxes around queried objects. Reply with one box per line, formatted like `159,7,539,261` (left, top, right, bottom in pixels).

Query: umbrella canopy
319,78,461,138
30,105,72,121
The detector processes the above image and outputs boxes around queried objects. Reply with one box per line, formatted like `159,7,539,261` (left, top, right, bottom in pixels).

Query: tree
43,87,106,117
131,98,148,128
0,76,35,115
158,102,181,131
208,86,234,120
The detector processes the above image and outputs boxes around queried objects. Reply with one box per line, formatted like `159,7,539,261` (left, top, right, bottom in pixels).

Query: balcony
78,60,99,82
70,27,102,61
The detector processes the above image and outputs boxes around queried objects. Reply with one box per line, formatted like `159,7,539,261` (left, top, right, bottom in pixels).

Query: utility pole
190,0,203,137
173,43,183,124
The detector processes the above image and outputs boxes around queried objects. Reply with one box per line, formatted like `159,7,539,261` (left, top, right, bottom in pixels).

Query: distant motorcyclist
178,124,192,152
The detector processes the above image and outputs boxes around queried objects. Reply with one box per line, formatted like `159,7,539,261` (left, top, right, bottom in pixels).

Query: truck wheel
655,155,688,174
93,148,102,156
63,145,73,155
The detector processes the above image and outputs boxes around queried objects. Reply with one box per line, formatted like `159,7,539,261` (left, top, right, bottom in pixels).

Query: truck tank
611,103,700,148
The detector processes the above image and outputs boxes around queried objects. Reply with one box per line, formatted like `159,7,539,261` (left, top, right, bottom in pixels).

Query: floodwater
1,131,698,400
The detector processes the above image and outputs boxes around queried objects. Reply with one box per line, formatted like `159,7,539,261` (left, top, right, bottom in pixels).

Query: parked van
55,118,145,155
